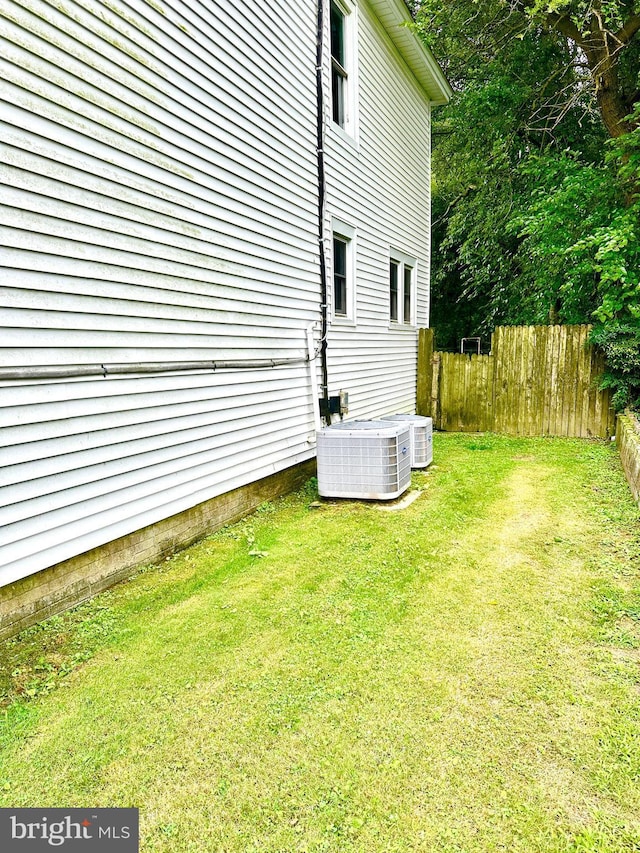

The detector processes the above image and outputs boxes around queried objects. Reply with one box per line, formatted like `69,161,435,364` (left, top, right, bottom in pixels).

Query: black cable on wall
315,0,331,424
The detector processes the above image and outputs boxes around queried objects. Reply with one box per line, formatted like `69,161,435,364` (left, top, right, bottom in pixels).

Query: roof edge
367,0,452,105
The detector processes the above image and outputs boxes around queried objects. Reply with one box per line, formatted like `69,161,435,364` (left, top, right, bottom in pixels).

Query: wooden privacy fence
417,325,616,438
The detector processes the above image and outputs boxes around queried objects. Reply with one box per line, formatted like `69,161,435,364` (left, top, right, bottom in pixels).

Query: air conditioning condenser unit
381,414,433,468
316,420,411,499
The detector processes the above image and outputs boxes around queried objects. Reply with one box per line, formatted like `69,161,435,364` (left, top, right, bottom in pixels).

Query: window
332,220,355,321
403,265,413,325
389,260,399,322
330,1,347,128
389,252,416,325
333,236,348,316
329,0,356,135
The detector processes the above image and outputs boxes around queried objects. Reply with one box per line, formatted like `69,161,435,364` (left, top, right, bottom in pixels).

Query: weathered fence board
438,352,494,432
418,324,615,438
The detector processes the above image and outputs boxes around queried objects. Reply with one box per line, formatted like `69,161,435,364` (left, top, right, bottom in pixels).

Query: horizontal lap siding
325,3,431,418
0,0,319,586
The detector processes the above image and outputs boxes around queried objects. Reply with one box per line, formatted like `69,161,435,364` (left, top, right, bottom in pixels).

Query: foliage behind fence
418,325,615,437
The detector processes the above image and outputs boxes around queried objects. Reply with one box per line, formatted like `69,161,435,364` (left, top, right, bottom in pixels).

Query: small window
403,265,413,325
332,220,356,321
333,236,348,316
330,0,357,134
389,253,416,325
389,260,399,322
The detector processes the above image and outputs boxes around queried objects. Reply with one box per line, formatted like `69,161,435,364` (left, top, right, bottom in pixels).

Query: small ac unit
381,414,433,468
316,420,411,499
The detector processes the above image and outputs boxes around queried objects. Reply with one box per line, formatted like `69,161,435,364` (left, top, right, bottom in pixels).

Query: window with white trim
389,252,416,325
333,236,348,315
390,259,400,322
332,221,355,321
330,0,356,135
403,264,414,325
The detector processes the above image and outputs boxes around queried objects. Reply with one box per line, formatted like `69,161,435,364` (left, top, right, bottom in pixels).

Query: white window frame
329,0,358,140
389,250,417,327
331,219,356,323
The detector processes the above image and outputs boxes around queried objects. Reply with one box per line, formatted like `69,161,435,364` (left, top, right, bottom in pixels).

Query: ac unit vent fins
317,420,411,499
381,414,433,468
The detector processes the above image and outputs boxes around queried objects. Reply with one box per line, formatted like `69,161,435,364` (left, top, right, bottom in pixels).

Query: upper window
330,0,356,135
389,253,416,326
403,265,413,325
330,2,347,128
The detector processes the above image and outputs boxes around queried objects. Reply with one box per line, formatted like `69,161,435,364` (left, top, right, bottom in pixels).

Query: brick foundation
0,460,316,642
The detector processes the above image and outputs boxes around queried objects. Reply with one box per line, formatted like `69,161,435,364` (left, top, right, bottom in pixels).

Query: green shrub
590,320,640,412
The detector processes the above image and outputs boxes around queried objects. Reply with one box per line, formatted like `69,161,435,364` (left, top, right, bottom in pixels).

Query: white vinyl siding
0,0,445,592
0,0,319,586
325,0,432,418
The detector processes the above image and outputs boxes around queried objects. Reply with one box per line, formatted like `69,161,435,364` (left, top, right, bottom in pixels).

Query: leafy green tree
419,14,605,347
524,0,640,138
415,0,640,138
414,0,640,408
511,121,640,407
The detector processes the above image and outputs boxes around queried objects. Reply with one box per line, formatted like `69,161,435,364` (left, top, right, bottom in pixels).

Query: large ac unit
316,420,411,499
381,414,433,468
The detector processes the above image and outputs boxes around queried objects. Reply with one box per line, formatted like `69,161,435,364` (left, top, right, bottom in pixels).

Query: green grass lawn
1,434,640,852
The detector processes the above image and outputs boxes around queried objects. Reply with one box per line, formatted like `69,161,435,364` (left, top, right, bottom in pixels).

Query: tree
414,0,640,139
417,7,606,346
526,0,640,138
514,110,640,408
414,0,640,406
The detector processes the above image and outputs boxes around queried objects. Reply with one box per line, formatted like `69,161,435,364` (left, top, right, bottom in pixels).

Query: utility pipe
306,322,322,432
0,356,312,382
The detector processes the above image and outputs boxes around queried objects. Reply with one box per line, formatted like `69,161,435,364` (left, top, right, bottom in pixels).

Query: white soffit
368,0,452,105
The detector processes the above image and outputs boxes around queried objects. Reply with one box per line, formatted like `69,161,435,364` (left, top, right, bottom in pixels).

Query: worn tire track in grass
1,435,639,852
373,457,639,852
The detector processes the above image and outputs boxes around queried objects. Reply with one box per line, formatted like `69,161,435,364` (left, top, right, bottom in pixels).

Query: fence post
417,327,434,416
431,351,441,428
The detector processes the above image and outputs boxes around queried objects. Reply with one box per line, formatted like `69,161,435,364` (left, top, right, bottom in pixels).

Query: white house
0,0,450,637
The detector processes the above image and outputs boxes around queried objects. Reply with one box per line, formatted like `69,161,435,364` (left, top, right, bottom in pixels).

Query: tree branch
545,12,586,46
616,14,640,45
